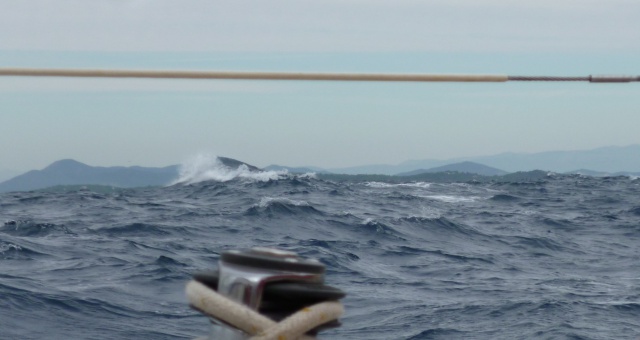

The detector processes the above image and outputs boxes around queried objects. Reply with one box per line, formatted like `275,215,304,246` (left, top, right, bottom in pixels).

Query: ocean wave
398,215,463,229
257,196,308,208
0,241,49,259
489,194,521,201
0,242,24,254
244,196,324,216
355,218,406,240
628,206,640,216
511,236,565,252
365,181,431,189
93,223,186,237
417,194,479,203
171,154,285,184
407,328,465,339
2,221,74,237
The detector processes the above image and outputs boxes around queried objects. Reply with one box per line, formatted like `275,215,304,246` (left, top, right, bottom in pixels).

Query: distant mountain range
0,157,256,193
2,145,639,193
264,164,331,174
326,145,640,175
0,159,179,193
395,161,508,177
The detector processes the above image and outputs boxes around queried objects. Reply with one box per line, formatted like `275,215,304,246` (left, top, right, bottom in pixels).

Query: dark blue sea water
1,164,640,339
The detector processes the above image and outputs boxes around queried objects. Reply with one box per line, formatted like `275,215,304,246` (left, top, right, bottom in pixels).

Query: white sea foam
364,182,393,188
258,197,310,208
400,182,432,189
172,154,286,184
365,182,431,189
0,242,22,254
361,217,376,225
418,194,479,203
418,205,442,218
297,172,317,179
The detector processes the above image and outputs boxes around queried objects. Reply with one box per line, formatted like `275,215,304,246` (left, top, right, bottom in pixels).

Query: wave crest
172,154,285,184
365,182,431,189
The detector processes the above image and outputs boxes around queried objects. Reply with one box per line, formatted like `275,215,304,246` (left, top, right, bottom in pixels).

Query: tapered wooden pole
0,68,637,83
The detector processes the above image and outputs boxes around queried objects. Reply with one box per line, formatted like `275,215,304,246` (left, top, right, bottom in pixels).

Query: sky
1,0,639,179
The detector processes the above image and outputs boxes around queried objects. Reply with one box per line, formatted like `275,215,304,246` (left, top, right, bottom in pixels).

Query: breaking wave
171,154,286,184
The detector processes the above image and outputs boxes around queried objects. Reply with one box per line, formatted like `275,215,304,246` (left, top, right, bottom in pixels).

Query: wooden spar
0,68,507,82
0,68,637,83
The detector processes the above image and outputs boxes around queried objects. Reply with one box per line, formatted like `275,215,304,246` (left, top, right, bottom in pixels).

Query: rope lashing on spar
186,280,344,340
0,68,638,83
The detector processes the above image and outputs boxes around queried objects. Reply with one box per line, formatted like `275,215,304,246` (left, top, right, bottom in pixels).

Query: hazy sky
1,0,639,179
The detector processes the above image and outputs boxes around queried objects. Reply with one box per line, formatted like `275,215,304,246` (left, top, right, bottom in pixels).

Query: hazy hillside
0,157,264,193
0,159,179,193
466,145,640,173
264,165,331,174
396,161,507,176
327,145,640,175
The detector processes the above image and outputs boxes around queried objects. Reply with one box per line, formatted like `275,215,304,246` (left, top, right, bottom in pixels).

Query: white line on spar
0,68,638,83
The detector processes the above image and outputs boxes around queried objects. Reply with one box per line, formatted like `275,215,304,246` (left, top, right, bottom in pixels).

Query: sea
1,159,639,339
